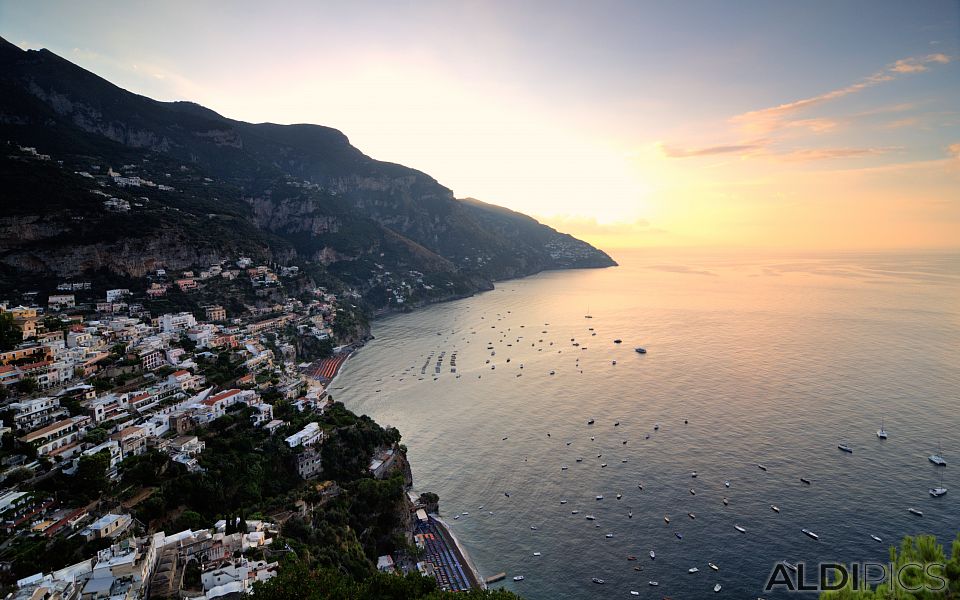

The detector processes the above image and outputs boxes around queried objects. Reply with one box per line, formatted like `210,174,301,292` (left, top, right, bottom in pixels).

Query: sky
2,0,959,250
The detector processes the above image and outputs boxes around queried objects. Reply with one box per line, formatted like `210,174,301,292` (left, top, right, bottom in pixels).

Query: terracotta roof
201,389,241,406
20,417,80,442
172,370,190,377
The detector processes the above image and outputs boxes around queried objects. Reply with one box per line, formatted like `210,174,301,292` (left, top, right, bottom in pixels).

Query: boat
614,421,620,426
783,561,798,572
688,567,699,573
454,515,460,520
909,508,923,516
591,578,604,584
630,592,639,597
571,510,579,514
929,442,947,466
688,512,696,519
929,471,948,497
628,511,633,518
617,493,622,499
530,526,538,530
614,339,623,344
757,464,767,471
533,552,541,556
714,584,722,592
576,457,583,462
638,483,643,490
649,581,658,586
612,360,617,365
690,489,696,495
664,515,670,523
691,471,698,478
561,465,568,470
734,524,746,533
600,463,608,468
771,505,780,513
549,370,555,375
560,500,567,504
838,443,853,453
585,515,596,520
627,555,637,561
596,494,604,500
802,529,819,541
605,533,614,538
513,575,525,581
708,563,719,571
723,498,729,506
653,423,660,430
676,532,683,540
635,347,647,354
724,481,730,488
587,419,595,425
877,418,888,439
650,550,656,559
871,534,883,543
800,477,811,484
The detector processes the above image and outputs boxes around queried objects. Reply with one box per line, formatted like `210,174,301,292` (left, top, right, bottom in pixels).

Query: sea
333,249,960,599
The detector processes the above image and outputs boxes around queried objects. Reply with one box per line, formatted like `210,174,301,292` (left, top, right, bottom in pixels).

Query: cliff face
0,36,616,306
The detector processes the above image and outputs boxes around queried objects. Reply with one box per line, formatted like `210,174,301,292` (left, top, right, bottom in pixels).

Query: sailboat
929,442,947,466
877,418,888,439
929,471,947,497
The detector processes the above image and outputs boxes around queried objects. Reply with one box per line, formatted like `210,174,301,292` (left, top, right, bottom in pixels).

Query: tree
84,428,108,444
17,377,37,395
0,312,21,351
75,450,111,500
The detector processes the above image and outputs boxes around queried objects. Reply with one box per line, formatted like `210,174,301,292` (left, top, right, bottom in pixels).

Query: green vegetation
0,311,21,351
820,533,960,599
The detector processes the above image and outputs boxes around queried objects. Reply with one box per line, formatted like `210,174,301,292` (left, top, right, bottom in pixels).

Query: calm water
335,250,960,599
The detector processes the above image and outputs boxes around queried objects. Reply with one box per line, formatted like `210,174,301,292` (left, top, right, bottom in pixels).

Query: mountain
0,36,615,309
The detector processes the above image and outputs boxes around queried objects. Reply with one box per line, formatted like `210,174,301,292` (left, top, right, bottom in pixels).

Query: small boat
560,500,567,504
628,511,633,518
505,492,510,497
909,508,923,516
838,443,853,453
513,575,525,581
614,339,622,344
877,418,888,439
653,423,660,430
929,442,947,466
690,489,696,495
688,512,696,519
675,532,683,540
549,370,555,375
596,495,604,500
691,471,698,478
723,498,729,506
614,421,620,426
530,526,538,530
571,510,579,514
605,533,614,538
802,529,819,541
708,563,719,571
587,419,595,425
627,555,637,561
771,505,780,513
462,512,469,516
576,457,583,462
929,471,947,497
649,581,658,586
800,477,811,485
635,347,647,354
724,481,730,488
650,550,656,559
617,493,622,499
757,464,767,471
734,524,746,533
533,552,541,556
600,463,608,468
688,567,699,573
454,515,460,520
612,360,617,365
871,534,883,543
783,561,798,572
585,515,596,520
591,578,604,584
630,592,639,597
561,465,568,470
714,584,722,592
637,483,643,490
664,515,670,523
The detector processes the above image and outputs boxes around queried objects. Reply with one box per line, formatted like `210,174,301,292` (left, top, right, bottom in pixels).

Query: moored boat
802,528,819,540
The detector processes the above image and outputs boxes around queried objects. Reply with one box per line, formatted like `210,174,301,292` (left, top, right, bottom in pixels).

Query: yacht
560,500,567,504
585,515,596,520
591,578,604,584
838,443,853,453
616,493,622,499
724,481,730,488
605,533,614,538
714,584,722,592
909,508,924,517
650,550,656,559
871,534,883,543
929,442,947,466
688,567,699,573
688,512,696,519
734,524,746,533
771,505,780,513
649,581,659,586
929,471,947,497
802,529,820,541
561,465,568,470
532,552,541,557
596,495,604,500
635,347,647,354
676,532,683,540
782,561,798,572
877,418,888,439
513,575,525,581
664,515,670,523
708,563,719,571
587,418,595,425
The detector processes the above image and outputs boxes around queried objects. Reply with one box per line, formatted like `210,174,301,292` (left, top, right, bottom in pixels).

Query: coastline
432,514,486,590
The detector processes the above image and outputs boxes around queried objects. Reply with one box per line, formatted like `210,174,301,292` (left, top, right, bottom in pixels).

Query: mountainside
0,36,615,309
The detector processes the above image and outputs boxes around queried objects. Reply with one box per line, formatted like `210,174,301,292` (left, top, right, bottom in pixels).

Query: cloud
949,143,960,160
657,142,764,158
776,146,901,162
890,53,951,73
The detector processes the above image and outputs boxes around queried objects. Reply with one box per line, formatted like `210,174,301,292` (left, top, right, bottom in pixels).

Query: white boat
664,515,670,523
771,505,780,513
650,550,656,559
929,442,947,466
708,562,719,571
600,463,607,468
628,511,633,518
802,528,819,541
596,495,604,500
757,464,767,471
592,578,604,584
649,581,658,586
877,418,888,439
689,567,699,573
585,515,596,520
723,498,729,506
561,465,568,470
690,489,696,495
838,443,853,453
909,507,923,516
533,552,541,556
560,500,567,504
605,533,614,538
513,575,524,581
929,471,947,497
616,493,622,499
714,583,722,592
530,526,538,530
724,481,730,487
691,471,698,478
871,534,883,543
688,512,696,519
734,524,746,533
630,592,639,596
783,561,798,572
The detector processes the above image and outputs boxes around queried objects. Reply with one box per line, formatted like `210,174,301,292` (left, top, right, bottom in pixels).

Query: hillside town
0,258,458,599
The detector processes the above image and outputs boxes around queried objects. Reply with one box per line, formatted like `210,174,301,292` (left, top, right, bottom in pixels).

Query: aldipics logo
764,561,947,593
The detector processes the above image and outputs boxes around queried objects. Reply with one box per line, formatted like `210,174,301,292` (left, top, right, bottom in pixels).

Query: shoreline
432,514,486,590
